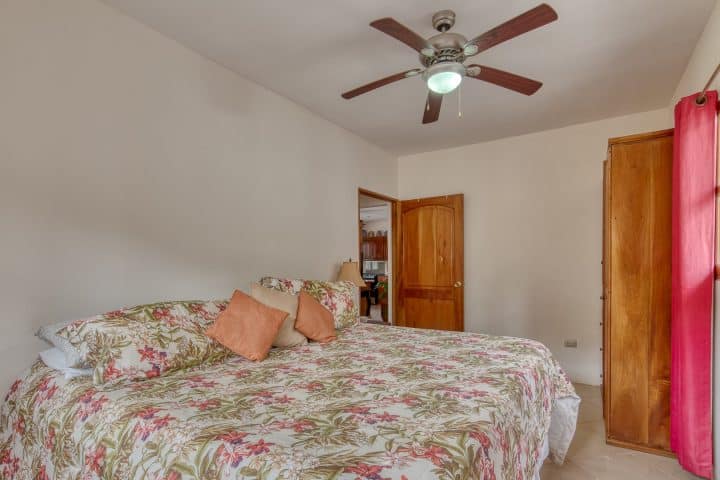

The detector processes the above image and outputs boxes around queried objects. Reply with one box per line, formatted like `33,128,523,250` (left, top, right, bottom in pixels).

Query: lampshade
337,261,366,287
424,62,465,95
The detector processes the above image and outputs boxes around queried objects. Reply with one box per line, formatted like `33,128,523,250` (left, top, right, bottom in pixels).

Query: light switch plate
564,339,578,348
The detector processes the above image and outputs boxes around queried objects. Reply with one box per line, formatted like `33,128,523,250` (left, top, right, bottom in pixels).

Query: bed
0,322,578,479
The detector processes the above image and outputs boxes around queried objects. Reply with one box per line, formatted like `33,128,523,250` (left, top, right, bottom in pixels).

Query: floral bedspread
0,324,577,480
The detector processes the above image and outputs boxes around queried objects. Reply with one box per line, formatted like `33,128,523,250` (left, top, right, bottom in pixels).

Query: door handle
454,281,463,288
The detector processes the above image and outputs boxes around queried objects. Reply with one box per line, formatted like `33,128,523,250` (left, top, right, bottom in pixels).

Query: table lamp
337,260,366,287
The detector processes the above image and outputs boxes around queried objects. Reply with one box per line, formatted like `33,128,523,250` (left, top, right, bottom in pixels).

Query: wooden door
397,194,464,331
604,129,673,455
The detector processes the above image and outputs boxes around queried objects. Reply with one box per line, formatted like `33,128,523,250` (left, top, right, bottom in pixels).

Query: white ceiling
359,194,389,208
101,0,715,155
360,206,389,222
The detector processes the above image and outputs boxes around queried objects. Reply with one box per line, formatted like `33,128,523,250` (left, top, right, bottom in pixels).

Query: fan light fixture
341,4,558,124
424,63,465,94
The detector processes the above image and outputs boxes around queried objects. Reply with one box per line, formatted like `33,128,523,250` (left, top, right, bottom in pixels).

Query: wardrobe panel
603,129,673,456
608,141,652,445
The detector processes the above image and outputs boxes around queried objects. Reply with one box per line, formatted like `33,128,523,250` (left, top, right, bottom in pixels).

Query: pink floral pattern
56,300,229,384
260,277,359,329
1,323,576,479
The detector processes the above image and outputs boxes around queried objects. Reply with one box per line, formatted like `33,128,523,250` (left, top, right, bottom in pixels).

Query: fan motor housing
420,32,468,67
428,32,467,51
432,10,456,32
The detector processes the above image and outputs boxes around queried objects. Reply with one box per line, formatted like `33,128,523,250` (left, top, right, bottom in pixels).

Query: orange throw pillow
205,290,287,361
295,291,337,343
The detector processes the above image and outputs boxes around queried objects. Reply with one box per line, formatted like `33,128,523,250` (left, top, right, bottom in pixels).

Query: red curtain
671,90,717,479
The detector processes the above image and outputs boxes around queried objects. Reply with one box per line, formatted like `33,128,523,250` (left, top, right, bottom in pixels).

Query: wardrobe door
646,135,672,452
602,160,610,422
605,129,673,455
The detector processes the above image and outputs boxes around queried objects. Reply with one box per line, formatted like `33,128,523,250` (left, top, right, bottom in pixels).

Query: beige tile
540,384,701,480
540,459,597,480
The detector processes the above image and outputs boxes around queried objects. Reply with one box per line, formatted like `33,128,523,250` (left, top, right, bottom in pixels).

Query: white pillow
36,319,85,367
39,348,92,380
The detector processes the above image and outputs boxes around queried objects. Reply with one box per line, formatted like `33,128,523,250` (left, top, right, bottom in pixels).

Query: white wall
671,0,720,107
399,109,671,385
0,0,396,391
362,220,390,233
669,0,720,476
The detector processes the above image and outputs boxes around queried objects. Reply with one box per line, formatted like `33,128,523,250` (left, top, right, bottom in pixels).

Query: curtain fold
671,90,717,479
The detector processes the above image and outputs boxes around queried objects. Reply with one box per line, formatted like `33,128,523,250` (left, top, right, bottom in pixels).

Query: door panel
648,381,672,450
608,143,652,445
405,297,456,331
398,194,463,331
402,208,423,284
604,130,673,455
647,138,672,451
435,207,454,287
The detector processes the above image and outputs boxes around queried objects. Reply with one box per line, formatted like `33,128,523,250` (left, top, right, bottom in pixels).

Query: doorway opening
358,189,398,325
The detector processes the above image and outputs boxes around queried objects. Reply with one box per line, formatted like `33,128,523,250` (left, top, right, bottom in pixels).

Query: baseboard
605,437,675,458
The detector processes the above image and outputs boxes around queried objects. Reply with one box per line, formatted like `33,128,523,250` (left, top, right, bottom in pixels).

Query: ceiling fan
341,4,558,124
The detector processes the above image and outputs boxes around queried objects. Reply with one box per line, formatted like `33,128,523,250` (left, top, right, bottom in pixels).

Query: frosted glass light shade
427,71,462,94
423,62,465,95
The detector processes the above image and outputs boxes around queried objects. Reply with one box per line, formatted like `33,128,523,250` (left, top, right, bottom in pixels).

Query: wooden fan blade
466,65,543,95
465,4,558,55
422,91,443,124
342,69,421,99
370,17,431,53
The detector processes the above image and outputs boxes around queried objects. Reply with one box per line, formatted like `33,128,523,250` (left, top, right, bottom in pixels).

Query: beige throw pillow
250,283,308,348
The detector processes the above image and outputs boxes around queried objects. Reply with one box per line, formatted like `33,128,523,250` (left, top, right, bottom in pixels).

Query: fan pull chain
458,84,463,118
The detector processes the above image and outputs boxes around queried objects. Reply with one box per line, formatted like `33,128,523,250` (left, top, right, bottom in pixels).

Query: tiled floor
540,384,701,479
369,304,383,321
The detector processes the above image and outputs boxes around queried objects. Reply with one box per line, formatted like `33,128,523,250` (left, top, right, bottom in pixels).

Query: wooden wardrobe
602,128,674,455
